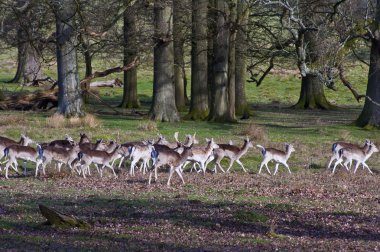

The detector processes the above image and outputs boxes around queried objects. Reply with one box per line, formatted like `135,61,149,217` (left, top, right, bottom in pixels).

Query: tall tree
120,2,140,108
6,1,43,83
187,0,209,120
173,0,187,110
235,0,249,118
208,0,235,122
54,0,84,117
356,0,380,128
149,0,180,122
227,0,237,120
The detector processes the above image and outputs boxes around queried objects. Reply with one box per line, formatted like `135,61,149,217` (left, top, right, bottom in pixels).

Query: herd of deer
0,132,378,186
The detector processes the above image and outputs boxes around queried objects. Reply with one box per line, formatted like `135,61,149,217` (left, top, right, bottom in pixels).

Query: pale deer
326,140,371,171
148,145,193,186
77,145,121,178
182,138,219,173
37,144,81,175
3,145,43,178
333,142,379,174
256,144,295,175
206,137,253,173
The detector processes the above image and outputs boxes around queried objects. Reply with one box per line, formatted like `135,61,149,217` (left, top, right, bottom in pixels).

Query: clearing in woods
0,57,378,250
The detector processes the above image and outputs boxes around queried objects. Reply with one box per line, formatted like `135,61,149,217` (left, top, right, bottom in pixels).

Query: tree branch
338,64,365,102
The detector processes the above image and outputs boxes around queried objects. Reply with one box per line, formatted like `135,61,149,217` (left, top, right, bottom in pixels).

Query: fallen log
39,204,90,229
0,89,58,110
89,78,123,88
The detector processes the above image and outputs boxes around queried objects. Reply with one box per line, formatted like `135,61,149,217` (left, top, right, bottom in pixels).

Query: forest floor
0,55,379,250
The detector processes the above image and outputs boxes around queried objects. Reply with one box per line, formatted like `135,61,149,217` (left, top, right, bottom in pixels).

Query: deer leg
167,166,175,187
332,158,343,174
23,161,27,176
130,159,138,176
284,162,291,174
362,163,373,174
353,162,360,174
274,163,280,175
106,163,117,178
226,159,235,173
175,167,185,185
326,156,336,170
236,159,247,173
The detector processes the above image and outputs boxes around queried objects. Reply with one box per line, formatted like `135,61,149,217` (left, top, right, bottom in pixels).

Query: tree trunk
293,30,333,110
208,0,234,122
207,0,216,116
293,74,333,109
187,0,209,120
356,11,380,128
55,0,84,117
173,0,186,111
149,0,180,122
84,49,92,78
235,0,249,118
227,0,237,121
8,39,26,83
120,3,140,109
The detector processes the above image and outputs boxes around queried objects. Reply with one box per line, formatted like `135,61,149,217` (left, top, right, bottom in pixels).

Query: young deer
206,137,253,173
77,145,121,178
148,145,193,186
182,138,219,174
129,142,155,176
332,142,379,174
3,145,43,178
0,134,34,172
326,140,371,170
37,144,81,175
256,144,295,175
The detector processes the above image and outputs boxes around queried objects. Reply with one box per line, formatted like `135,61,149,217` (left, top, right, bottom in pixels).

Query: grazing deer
182,138,219,173
148,145,193,186
129,142,155,176
326,140,371,170
77,145,121,178
206,137,253,173
37,144,81,175
256,144,295,175
3,145,43,178
332,142,379,174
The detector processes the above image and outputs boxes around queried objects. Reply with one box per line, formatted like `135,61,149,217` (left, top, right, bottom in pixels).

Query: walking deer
148,145,193,186
256,144,295,175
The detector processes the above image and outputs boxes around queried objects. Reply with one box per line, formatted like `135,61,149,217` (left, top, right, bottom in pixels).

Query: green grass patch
235,210,269,223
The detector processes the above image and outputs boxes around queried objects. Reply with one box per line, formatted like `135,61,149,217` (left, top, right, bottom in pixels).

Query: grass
0,50,378,250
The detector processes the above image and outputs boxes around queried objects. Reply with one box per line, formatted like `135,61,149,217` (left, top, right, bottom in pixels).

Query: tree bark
55,0,84,117
207,0,216,115
293,73,333,109
120,3,140,109
208,0,234,122
84,47,92,78
149,0,180,122
235,0,249,118
173,0,186,110
187,0,209,120
356,0,380,128
9,34,42,84
293,31,333,110
227,0,237,121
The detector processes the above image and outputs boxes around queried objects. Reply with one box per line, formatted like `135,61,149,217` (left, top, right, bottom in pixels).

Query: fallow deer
149,145,193,186
256,144,295,175
333,142,379,174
